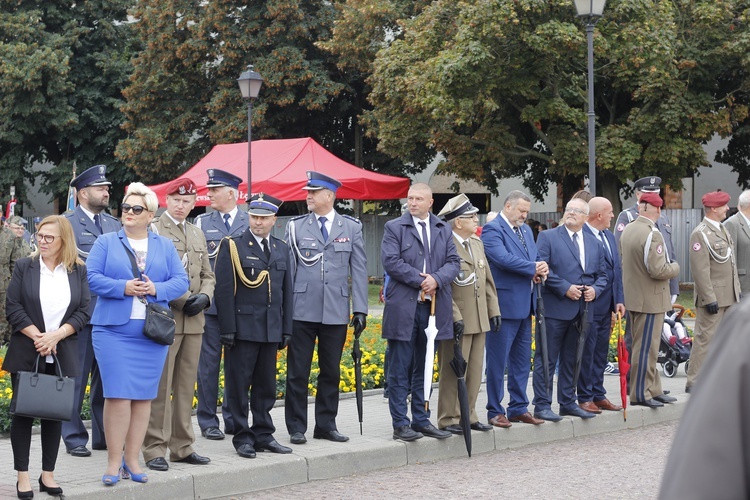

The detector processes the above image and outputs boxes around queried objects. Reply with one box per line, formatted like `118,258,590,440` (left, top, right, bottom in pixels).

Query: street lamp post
573,0,606,196
237,65,263,200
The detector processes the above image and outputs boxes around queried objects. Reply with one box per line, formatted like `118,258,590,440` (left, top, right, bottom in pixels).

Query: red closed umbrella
616,313,630,421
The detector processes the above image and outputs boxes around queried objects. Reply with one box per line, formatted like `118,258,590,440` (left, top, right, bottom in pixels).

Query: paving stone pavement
0,363,688,499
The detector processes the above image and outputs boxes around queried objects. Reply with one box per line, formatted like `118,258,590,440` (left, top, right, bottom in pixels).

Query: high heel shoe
16,482,33,499
38,476,63,496
101,472,120,486
121,459,149,483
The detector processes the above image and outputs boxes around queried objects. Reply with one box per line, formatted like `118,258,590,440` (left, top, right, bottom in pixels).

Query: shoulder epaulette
695,222,707,232
271,235,289,246
101,212,118,221
342,214,361,224
290,214,307,221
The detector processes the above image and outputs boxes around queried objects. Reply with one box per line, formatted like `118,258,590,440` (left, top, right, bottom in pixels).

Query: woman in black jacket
2,215,91,498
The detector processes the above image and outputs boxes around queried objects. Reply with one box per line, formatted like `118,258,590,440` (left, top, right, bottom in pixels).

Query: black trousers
285,321,347,434
10,363,62,472
224,340,277,449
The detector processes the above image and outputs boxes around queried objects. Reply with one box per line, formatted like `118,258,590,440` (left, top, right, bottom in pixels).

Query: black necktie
262,238,270,260
223,213,231,232
419,221,431,273
93,214,103,234
319,216,328,241
514,226,528,253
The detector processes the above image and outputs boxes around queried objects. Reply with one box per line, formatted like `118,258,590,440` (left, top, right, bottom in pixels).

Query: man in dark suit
194,169,249,441
62,165,121,457
533,198,607,421
284,172,367,445
481,190,548,427
215,194,293,459
578,197,624,414
381,183,460,441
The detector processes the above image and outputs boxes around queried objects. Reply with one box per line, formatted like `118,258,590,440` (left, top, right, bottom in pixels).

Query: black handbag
13,354,74,421
121,240,175,345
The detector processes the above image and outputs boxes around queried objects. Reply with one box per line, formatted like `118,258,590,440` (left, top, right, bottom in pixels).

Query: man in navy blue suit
533,198,607,421
578,197,624,414
482,190,548,427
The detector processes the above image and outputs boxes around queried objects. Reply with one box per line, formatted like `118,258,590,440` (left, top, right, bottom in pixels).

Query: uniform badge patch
656,244,663,254
617,223,625,232
693,242,701,252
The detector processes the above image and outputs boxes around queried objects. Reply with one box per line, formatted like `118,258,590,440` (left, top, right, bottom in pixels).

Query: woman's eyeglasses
34,233,56,244
121,204,146,215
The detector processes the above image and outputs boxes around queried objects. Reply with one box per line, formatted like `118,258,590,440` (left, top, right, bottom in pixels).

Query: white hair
738,190,750,210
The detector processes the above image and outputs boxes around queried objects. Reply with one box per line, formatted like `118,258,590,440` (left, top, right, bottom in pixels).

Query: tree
0,0,135,208
366,0,750,205
118,0,350,187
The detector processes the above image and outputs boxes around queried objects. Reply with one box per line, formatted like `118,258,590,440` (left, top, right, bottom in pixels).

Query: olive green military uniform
686,218,740,390
621,217,680,402
0,228,31,344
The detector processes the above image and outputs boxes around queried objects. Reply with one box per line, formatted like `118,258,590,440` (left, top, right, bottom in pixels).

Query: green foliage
366,0,750,201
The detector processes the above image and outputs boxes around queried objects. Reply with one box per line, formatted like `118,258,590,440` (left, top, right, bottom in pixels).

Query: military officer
435,194,500,434
62,164,121,456
143,178,215,471
284,171,368,445
615,176,679,300
686,190,740,393
0,215,30,345
215,194,293,459
620,192,680,407
194,169,249,440
722,190,750,297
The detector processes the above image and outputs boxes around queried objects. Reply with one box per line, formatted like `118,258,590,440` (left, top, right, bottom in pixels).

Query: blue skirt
92,319,168,400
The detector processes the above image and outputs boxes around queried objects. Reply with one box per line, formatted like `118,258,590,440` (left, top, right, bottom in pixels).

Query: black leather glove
183,293,210,317
705,301,719,314
350,313,367,339
278,334,291,350
490,315,501,332
453,320,464,342
220,333,235,349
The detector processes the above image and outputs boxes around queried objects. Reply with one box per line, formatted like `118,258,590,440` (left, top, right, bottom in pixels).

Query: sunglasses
35,233,56,244
121,203,146,215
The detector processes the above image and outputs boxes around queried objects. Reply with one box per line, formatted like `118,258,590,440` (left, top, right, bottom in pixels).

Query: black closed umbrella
572,288,591,388
449,335,472,457
534,281,551,398
351,337,363,435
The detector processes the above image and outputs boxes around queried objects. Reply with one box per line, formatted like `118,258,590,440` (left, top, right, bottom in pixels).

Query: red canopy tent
149,137,410,206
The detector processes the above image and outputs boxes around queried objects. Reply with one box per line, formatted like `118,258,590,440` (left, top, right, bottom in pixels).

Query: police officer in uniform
143,178,215,471
194,169,249,440
686,190,740,393
620,192,680,407
284,171,368,445
62,165,121,456
435,194,500,433
215,194,293,458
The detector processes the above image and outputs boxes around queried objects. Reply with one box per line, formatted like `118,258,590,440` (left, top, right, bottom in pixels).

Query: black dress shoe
146,457,169,471
632,398,664,408
66,445,91,457
236,444,256,459
470,421,493,432
256,439,292,454
393,425,423,441
16,482,33,499
663,390,671,395
290,432,307,445
313,429,349,442
440,424,463,435
38,476,63,496
92,444,107,451
685,385,692,394
173,452,211,465
201,427,225,440
412,423,451,439
559,406,596,419
654,394,677,404
534,409,563,422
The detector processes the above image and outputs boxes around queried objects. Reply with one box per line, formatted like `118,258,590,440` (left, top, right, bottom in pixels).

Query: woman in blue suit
87,183,189,486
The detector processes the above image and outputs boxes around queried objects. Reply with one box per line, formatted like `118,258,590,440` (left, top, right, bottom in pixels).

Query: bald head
587,197,614,231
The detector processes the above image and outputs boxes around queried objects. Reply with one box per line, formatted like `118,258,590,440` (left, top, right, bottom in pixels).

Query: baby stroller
658,304,692,378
